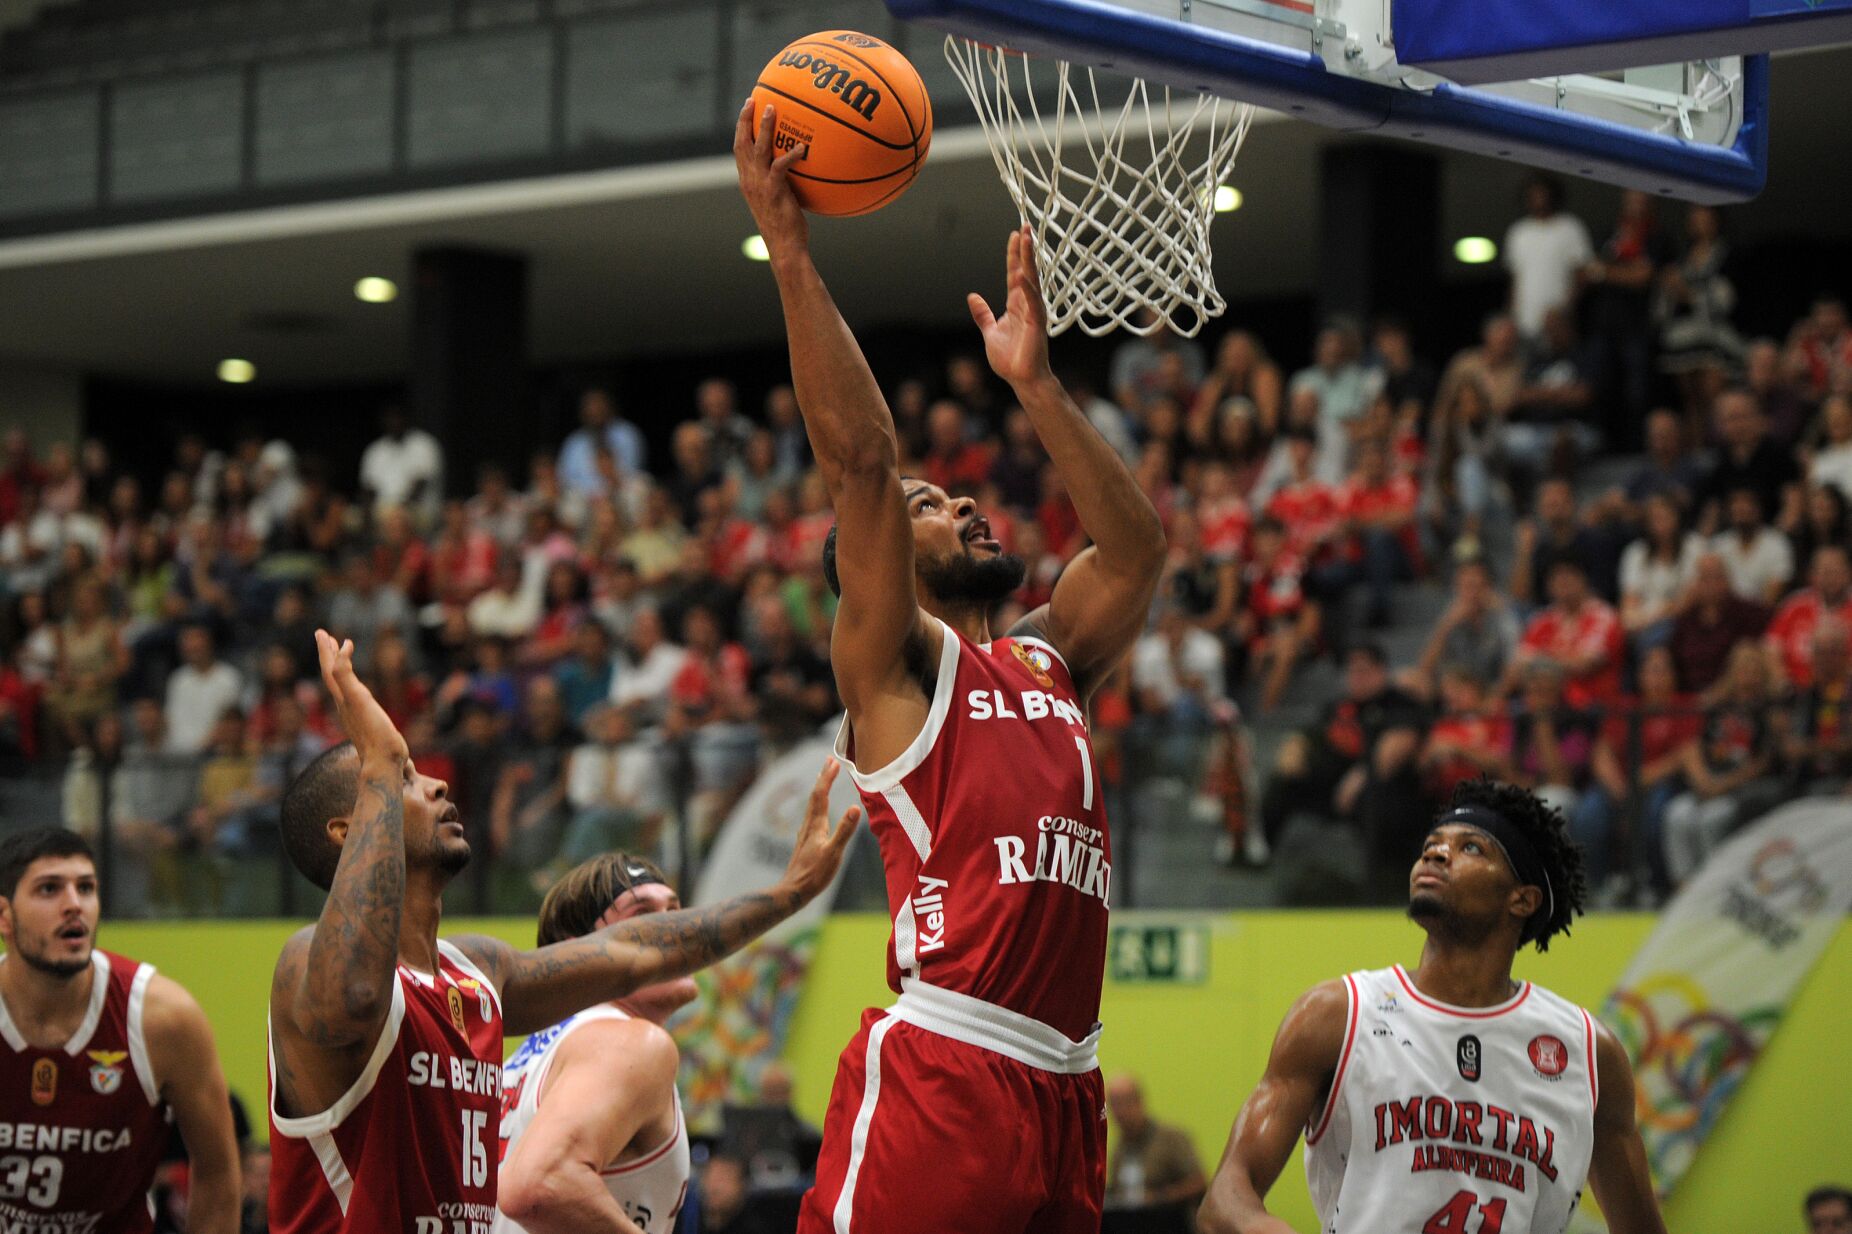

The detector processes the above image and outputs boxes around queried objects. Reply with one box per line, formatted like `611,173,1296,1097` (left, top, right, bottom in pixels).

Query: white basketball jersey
1305,966,1598,1234
493,1006,690,1234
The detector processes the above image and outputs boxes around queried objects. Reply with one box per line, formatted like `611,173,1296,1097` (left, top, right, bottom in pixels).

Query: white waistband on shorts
888,978,1101,1074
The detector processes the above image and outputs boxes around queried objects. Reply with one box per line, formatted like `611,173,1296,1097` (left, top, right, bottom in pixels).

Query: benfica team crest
31,1058,57,1105
456,977,492,1023
1012,643,1055,688
447,985,467,1035
87,1049,127,1094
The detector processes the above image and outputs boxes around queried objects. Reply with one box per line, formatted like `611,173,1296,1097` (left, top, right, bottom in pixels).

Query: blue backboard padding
1395,0,1848,81
1398,0,1745,63
1753,0,1852,13
886,0,1768,201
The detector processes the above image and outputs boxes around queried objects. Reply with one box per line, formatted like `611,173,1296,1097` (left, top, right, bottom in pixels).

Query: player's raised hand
734,98,810,257
778,757,862,904
315,629,408,765
968,225,1054,388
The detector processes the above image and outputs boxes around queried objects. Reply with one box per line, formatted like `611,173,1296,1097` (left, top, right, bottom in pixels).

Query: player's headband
1438,805,1554,941
615,860,665,894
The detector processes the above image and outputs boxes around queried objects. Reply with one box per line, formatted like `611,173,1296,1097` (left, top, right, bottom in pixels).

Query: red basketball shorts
798,981,1106,1234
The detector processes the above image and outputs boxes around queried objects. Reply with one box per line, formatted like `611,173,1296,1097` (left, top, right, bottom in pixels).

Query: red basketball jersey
833,621,1110,1042
0,948,171,1233
268,941,504,1234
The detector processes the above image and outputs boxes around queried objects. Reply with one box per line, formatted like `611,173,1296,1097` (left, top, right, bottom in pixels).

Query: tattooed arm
269,633,412,1113
455,758,861,1035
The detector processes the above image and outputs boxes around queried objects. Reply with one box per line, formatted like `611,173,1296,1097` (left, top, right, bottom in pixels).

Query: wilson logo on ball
777,51,883,120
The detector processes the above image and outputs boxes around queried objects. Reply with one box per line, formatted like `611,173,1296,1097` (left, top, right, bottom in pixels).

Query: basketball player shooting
266,631,858,1233
0,828,242,1234
735,100,1167,1234
1198,779,1667,1234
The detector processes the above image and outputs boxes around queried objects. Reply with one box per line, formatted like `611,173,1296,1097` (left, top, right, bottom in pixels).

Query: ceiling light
217,358,256,384
741,234,770,262
354,276,398,303
1213,185,1243,213
1453,236,1498,264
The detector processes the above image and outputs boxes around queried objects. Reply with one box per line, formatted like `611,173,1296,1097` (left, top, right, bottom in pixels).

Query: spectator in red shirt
369,626,431,733
1509,557,1624,707
1570,644,1702,900
1765,544,1852,692
920,400,993,495
1196,461,1252,563
371,504,433,603
429,500,499,604
1264,426,1344,565
1311,439,1419,642
0,428,45,528
1418,664,1513,802
0,647,41,761
1790,295,1852,399
1782,615,1852,794
1234,517,1319,713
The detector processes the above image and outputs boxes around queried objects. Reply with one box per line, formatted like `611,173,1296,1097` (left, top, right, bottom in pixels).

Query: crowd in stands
2,176,1849,915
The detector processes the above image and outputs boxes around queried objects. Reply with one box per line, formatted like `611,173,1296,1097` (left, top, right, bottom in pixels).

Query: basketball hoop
945,36,1253,338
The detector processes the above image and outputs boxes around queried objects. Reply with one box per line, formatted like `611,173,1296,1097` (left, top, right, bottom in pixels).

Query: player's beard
1407,891,1448,927
415,819,472,882
14,924,93,978
920,548,1026,606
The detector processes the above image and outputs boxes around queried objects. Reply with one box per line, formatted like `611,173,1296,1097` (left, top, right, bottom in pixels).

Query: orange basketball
751,30,932,217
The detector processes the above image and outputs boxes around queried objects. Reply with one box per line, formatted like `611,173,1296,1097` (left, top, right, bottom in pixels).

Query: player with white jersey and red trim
735,94,1167,1234
1200,779,1668,1234
494,838,845,1234
267,632,857,1234
0,827,241,1234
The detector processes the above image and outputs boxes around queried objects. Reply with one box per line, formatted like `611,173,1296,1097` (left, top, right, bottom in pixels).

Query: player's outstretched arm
498,1019,673,1234
1199,980,1350,1234
733,99,923,713
144,976,241,1234
458,759,860,1035
272,632,411,1055
1585,1021,1669,1234
979,229,1166,697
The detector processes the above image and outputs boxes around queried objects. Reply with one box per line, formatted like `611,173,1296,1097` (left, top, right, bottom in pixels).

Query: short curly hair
1448,777,1588,952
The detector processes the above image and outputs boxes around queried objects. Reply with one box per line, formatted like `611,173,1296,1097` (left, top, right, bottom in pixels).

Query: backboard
886,0,1771,202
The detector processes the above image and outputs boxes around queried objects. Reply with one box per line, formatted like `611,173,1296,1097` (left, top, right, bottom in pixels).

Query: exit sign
1109,922,1209,984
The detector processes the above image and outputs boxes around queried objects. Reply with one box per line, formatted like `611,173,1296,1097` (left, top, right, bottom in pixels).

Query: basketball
750,30,932,217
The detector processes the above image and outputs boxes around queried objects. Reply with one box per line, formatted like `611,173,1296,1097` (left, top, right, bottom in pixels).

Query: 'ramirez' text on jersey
833,623,1109,1042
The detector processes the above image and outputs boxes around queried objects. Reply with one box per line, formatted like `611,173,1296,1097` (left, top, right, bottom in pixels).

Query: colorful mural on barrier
669,734,859,1128
1599,798,1852,1198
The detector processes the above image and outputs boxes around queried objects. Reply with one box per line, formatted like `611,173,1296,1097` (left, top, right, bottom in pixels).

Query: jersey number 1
1422,1190,1506,1234
1073,736,1094,810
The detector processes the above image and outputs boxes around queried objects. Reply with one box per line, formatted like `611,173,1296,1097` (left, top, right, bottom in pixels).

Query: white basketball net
945,37,1254,338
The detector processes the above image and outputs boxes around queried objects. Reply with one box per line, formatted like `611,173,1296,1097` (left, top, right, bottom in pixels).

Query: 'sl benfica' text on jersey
0,949,171,1234
269,941,504,1234
1306,966,1599,1234
833,620,1110,1042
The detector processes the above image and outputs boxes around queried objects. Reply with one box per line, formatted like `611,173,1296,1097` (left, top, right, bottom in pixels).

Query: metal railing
1,695,1839,918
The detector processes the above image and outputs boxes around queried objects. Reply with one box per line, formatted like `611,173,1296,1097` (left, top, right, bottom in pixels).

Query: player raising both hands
735,97,1167,1234
266,631,858,1234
